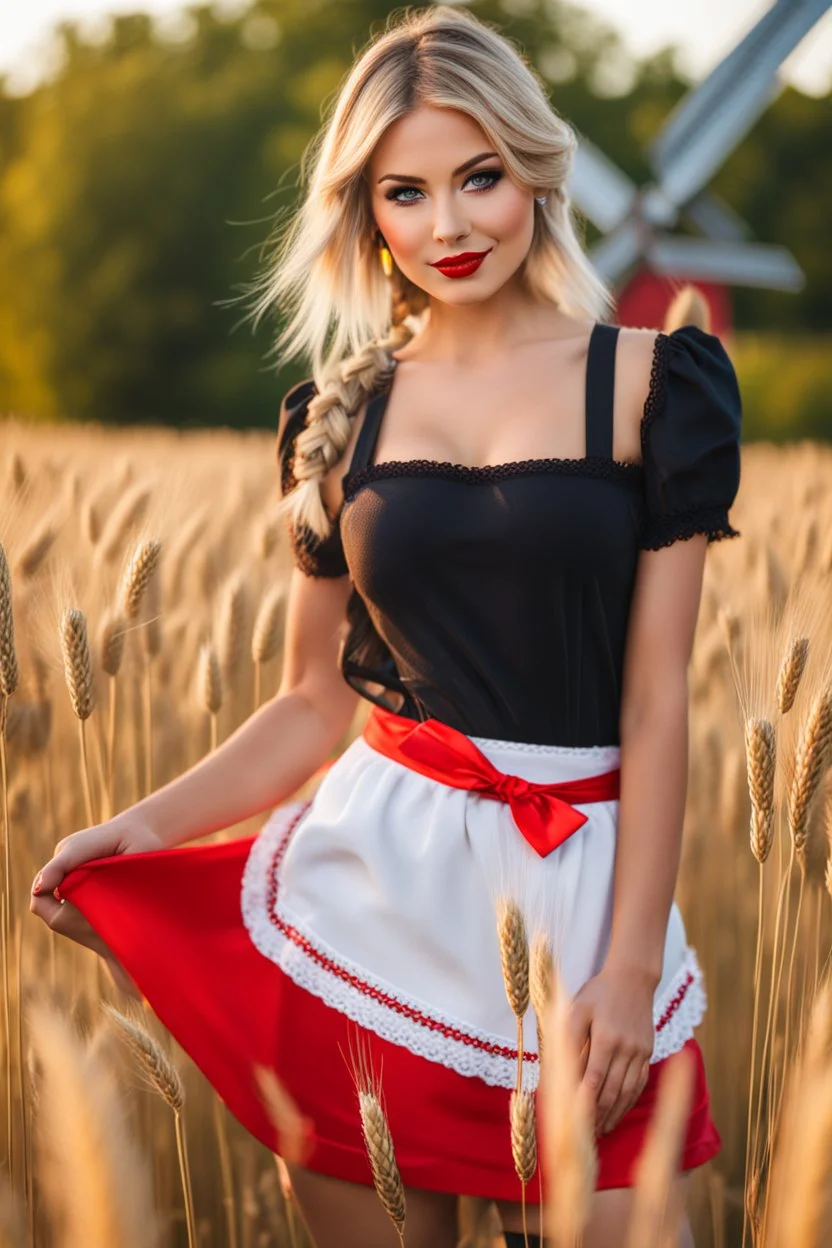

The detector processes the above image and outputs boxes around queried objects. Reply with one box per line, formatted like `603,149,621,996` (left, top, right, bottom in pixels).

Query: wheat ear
0,546,19,700
121,539,161,621
103,1006,196,1248
358,1090,406,1245
746,717,776,864
498,899,530,1102
776,636,809,715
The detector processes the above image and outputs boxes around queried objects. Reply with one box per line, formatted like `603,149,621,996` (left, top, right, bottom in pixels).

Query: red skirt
57,795,722,1203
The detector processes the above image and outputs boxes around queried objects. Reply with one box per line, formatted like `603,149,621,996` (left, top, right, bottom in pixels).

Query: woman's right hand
29,817,167,999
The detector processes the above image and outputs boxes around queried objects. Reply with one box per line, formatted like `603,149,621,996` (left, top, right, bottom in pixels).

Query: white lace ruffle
240,801,708,1089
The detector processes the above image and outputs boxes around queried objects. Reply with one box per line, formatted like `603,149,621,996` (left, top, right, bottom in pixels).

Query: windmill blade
649,0,831,208
586,218,645,284
567,136,638,233
648,235,806,291
684,191,755,243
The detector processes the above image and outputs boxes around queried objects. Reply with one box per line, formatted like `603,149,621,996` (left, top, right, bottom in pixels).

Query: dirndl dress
57,320,742,1201
58,703,719,1200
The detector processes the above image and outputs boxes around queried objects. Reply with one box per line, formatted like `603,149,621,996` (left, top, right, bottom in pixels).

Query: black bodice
276,323,742,746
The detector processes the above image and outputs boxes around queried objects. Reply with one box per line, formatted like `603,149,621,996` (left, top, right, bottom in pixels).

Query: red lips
430,248,492,279
430,250,491,266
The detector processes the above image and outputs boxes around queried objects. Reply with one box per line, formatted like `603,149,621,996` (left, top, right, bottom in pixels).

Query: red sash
361,705,620,858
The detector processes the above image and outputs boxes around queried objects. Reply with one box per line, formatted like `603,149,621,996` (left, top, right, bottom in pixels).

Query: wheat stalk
530,933,554,1060
27,999,160,1248
765,980,832,1247
98,609,126,678
358,1090,406,1245
15,523,57,581
498,898,530,1109
197,641,222,755
253,1065,314,1166
746,717,776,864
98,485,151,564
625,1047,695,1248
252,587,284,666
776,637,809,715
103,1006,196,1248
252,586,285,709
61,608,95,722
0,546,18,700
789,687,832,858
539,965,598,1248
217,572,248,682
121,539,161,622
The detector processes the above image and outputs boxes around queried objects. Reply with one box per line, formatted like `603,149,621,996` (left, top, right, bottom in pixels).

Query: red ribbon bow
362,707,620,858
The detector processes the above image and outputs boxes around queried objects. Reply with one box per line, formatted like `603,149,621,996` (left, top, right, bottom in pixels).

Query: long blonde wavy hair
248,4,616,540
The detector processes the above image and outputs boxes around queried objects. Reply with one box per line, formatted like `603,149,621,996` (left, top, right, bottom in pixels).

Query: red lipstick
429,248,492,279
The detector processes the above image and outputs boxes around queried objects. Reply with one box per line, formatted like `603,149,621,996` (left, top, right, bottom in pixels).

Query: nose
432,191,470,247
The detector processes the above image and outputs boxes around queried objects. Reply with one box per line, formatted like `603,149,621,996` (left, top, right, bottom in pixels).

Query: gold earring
376,231,393,278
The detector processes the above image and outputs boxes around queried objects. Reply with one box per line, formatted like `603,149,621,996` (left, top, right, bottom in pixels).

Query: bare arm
604,533,707,983
139,567,359,848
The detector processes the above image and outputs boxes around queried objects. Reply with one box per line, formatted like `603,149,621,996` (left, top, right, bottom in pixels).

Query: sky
1,0,830,97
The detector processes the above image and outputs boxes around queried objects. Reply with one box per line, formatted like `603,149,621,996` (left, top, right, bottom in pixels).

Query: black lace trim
342,454,643,502
639,331,670,451
639,507,741,551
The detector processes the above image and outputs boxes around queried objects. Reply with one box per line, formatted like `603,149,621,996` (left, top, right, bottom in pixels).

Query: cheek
375,204,422,257
492,190,533,242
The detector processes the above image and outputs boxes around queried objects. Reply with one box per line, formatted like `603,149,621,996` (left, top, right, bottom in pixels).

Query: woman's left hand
568,963,656,1136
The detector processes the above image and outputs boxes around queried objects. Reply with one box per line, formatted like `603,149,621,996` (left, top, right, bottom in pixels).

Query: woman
30,7,741,1246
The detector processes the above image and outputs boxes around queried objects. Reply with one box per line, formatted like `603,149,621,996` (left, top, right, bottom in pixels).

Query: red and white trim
240,798,707,1089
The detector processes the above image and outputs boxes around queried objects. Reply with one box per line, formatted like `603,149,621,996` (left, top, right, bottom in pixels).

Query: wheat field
2,417,832,1247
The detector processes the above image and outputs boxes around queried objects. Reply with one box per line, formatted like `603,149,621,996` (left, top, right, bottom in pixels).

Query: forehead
368,106,491,176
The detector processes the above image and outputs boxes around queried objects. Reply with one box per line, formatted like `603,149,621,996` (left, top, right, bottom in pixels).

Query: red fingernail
32,873,43,894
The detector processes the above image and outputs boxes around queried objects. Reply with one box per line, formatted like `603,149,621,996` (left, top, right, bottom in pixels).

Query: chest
340,466,646,605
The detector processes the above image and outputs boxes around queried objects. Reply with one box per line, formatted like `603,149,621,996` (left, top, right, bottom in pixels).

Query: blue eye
385,169,503,205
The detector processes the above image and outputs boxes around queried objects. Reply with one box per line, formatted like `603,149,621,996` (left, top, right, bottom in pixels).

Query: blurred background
0,0,830,433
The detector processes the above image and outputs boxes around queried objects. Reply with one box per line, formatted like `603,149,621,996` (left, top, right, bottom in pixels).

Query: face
367,105,539,302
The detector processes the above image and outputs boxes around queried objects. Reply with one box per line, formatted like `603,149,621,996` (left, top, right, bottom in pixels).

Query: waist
362,704,621,787
361,706,620,858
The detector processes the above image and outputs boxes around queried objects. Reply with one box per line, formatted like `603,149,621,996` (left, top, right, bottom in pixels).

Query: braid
286,307,417,540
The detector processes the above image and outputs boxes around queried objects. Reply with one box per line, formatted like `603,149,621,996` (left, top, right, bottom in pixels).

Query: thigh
496,1173,694,1247
285,1163,459,1248
582,1173,694,1248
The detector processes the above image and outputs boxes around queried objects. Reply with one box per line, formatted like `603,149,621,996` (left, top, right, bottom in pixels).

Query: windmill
566,0,831,335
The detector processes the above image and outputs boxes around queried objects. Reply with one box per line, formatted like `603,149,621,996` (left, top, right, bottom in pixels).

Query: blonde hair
248,4,616,540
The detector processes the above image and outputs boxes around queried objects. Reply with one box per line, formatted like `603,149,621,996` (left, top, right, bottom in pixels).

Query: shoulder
614,324,741,455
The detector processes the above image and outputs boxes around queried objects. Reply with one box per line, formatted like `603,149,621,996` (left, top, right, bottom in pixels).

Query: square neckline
341,322,654,506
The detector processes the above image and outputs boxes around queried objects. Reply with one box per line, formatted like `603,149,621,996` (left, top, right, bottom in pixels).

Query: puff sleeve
276,378,349,578
639,324,742,550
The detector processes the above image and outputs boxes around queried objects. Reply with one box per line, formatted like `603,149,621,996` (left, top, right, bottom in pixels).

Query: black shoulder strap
345,386,391,477
585,323,620,459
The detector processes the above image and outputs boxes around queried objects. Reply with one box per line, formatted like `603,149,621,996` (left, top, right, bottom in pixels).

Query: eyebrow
377,151,500,184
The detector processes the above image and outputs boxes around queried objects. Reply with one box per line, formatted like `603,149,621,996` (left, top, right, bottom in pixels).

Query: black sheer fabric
275,323,742,745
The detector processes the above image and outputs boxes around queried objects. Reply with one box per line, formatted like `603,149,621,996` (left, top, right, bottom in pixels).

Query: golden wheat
509,1088,537,1184
122,539,162,622
789,687,832,857
539,965,597,1248
60,608,95,721
358,1090,406,1244
0,546,18,700
745,717,776,863
776,636,809,715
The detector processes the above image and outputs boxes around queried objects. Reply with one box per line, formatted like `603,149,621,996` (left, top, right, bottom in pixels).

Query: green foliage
0,0,828,430
733,334,832,443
